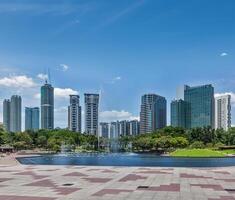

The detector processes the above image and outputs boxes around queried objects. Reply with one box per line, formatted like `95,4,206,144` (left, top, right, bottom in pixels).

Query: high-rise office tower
110,121,119,139
10,95,22,132
129,120,140,136
25,107,39,131
215,94,231,131
184,84,214,129
100,122,109,138
140,94,167,134
68,95,81,132
84,93,99,135
41,82,54,129
171,99,187,128
3,99,11,132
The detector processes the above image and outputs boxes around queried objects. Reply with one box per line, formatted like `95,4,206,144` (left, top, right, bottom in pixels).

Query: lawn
219,149,235,155
170,149,227,157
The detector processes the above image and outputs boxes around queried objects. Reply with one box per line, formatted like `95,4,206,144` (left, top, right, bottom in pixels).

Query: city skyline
0,0,234,128
1,82,234,132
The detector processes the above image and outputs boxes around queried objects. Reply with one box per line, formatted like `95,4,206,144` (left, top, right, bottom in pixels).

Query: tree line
0,124,235,152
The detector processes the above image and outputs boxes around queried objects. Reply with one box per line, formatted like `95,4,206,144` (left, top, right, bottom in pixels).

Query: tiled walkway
1,164,235,199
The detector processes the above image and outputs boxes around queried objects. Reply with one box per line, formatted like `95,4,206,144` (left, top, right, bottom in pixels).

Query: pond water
17,153,235,167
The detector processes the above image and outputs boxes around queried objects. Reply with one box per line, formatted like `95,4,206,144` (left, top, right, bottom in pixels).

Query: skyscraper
41,82,54,129
215,94,231,131
25,107,39,131
184,84,214,129
140,94,167,134
171,99,187,128
100,122,109,138
10,95,22,132
3,99,10,132
84,93,99,135
129,120,140,136
68,95,81,132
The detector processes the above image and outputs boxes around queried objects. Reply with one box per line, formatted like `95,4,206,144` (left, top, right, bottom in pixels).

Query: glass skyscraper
171,99,187,128
184,84,214,129
84,93,99,135
3,99,11,132
25,107,39,131
41,82,54,129
140,94,167,134
10,95,22,132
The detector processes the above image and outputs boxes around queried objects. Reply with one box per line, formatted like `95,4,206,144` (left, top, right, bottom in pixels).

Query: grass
170,149,227,157
219,149,235,155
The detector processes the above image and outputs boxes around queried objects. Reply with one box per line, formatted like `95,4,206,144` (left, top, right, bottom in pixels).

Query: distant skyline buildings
184,84,215,129
171,99,187,128
99,120,140,139
10,95,22,132
84,93,99,135
25,107,39,131
68,95,82,132
41,82,54,130
100,122,109,138
140,94,167,134
171,84,215,130
1,83,233,132
3,99,11,132
3,95,22,132
215,94,231,131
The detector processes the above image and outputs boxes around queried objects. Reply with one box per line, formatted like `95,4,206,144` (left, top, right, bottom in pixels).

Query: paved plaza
1,159,235,200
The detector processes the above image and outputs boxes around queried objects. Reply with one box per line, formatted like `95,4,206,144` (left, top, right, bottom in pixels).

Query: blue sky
0,0,234,129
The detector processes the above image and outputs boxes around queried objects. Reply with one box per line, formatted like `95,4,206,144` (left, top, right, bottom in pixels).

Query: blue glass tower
25,107,39,131
184,84,214,129
41,82,54,129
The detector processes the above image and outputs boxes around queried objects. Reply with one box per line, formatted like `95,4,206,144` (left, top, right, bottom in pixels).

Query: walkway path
1,161,235,199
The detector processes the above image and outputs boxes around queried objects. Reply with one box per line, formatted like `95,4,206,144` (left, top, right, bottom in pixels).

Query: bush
190,141,205,149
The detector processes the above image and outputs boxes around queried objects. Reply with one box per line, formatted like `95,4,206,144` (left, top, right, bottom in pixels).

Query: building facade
68,95,81,132
118,120,130,136
3,99,11,132
171,99,187,128
184,84,214,129
129,120,140,136
215,94,231,131
140,94,167,134
110,121,119,139
25,107,39,131
84,93,99,135
41,82,54,129
10,95,22,132
100,122,109,138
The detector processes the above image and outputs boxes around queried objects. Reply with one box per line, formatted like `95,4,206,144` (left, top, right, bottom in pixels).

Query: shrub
190,141,205,149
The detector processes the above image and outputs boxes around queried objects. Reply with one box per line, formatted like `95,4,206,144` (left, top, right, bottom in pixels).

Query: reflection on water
17,153,235,167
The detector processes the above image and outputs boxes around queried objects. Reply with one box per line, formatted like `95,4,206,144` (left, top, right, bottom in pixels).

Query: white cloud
215,92,235,106
55,106,67,113
55,87,78,98
100,110,139,122
0,75,37,88
34,87,78,99
110,76,122,84
34,93,40,99
114,76,121,80
220,52,228,57
60,64,69,71
37,73,48,80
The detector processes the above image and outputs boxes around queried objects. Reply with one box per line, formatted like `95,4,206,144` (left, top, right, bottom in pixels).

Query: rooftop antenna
47,68,51,84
